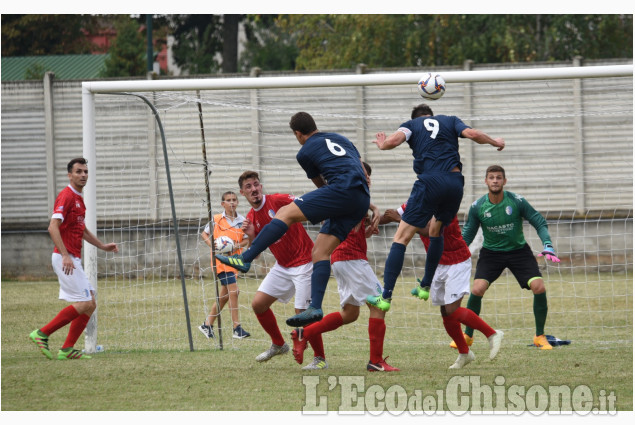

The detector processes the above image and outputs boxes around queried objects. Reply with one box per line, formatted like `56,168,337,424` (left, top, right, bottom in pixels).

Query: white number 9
326,138,346,156
424,118,439,139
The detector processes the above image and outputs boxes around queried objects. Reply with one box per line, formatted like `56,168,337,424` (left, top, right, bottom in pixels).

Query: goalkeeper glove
538,243,560,263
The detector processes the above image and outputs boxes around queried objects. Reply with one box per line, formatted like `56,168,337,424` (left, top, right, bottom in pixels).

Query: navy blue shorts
401,172,464,228
294,184,370,242
217,271,237,286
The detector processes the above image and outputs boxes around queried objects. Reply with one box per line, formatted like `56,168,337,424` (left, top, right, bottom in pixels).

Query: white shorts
257,261,312,310
429,258,472,306
331,260,383,308
52,253,95,302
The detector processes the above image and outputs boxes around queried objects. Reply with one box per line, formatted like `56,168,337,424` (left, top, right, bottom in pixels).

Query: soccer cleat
57,348,92,360
367,356,400,372
286,307,323,327
233,325,251,339
533,334,553,350
256,342,290,362
290,328,308,364
366,295,391,312
488,330,504,360
214,254,251,273
449,332,474,349
411,286,430,301
29,329,53,360
302,356,328,370
198,323,215,339
449,349,475,369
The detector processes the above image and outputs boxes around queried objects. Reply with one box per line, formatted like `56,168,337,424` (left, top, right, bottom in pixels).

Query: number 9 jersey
399,115,471,175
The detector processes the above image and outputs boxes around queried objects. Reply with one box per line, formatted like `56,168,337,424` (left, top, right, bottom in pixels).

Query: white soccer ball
417,72,446,100
214,236,235,254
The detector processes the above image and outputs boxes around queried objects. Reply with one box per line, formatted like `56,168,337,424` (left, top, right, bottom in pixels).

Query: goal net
82,65,632,354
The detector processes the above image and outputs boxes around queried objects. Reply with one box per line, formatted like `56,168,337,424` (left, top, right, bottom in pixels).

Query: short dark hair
238,170,260,189
221,191,237,201
289,112,317,135
486,165,506,178
411,104,434,119
67,157,87,173
362,161,372,176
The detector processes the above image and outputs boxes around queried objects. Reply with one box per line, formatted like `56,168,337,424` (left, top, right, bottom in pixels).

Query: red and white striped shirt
247,194,313,268
398,203,471,265
52,185,86,258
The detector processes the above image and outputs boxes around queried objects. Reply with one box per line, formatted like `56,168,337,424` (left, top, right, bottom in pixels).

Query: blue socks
420,236,444,287
309,260,331,309
381,242,406,299
241,218,288,263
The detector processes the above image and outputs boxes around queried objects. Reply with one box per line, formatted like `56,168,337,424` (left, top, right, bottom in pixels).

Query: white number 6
326,138,346,156
424,118,439,139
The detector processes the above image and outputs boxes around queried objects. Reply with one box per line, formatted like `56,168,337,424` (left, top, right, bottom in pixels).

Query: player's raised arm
462,128,505,151
373,130,406,150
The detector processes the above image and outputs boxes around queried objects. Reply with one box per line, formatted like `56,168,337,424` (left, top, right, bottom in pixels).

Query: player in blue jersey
216,112,378,327
367,104,505,312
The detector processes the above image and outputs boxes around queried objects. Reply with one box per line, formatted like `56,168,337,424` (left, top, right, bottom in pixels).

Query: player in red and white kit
238,170,326,369
29,157,118,360
290,163,399,371
382,203,503,369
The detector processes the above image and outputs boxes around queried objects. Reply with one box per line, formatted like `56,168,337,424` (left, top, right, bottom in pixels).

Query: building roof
1,54,109,81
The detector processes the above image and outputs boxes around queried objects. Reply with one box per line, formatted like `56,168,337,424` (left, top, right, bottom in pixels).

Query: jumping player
290,162,399,372
367,103,504,312
217,112,376,328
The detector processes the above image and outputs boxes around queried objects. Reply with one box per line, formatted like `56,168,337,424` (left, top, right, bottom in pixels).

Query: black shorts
474,244,542,290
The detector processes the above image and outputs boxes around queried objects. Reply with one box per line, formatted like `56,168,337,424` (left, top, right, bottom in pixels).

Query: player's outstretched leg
286,306,323,327
449,349,475,369
215,254,251,273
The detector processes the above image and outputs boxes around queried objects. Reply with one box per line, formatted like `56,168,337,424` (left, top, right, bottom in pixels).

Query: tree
239,15,298,71
100,16,146,77
1,14,98,56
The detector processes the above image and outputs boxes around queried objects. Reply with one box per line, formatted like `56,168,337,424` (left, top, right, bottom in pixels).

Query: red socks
303,312,344,339
443,315,469,353
62,314,91,349
368,318,386,364
40,305,80,336
255,308,285,347
451,307,496,338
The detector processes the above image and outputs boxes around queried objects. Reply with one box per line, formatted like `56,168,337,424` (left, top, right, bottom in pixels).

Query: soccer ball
417,73,446,100
214,236,235,254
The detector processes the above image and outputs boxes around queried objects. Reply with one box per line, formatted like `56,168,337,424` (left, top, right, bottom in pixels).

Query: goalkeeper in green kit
459,165,561,350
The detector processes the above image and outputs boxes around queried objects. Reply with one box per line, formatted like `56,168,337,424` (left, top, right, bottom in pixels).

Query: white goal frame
81,64,633,353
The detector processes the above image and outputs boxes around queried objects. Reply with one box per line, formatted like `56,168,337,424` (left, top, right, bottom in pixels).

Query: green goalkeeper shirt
462,190,552,252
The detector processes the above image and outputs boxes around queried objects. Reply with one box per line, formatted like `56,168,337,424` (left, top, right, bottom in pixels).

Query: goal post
82,63,633,354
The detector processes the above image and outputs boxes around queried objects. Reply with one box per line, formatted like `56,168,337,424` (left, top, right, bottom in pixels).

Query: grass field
1,276,632,412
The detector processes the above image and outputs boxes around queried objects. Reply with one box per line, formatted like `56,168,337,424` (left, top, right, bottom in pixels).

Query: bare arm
83,228,118,253
201,229,212,248
373,131,406,150
462,128,505,151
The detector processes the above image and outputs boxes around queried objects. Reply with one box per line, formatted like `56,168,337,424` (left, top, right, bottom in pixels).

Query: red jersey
52,185,86,258
247,194,313,268
399,203,471,265
331,218,368,264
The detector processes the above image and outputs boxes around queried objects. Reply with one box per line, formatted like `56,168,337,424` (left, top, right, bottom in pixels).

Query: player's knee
529,278,545,294
472,280,488,297
341,306,360,324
